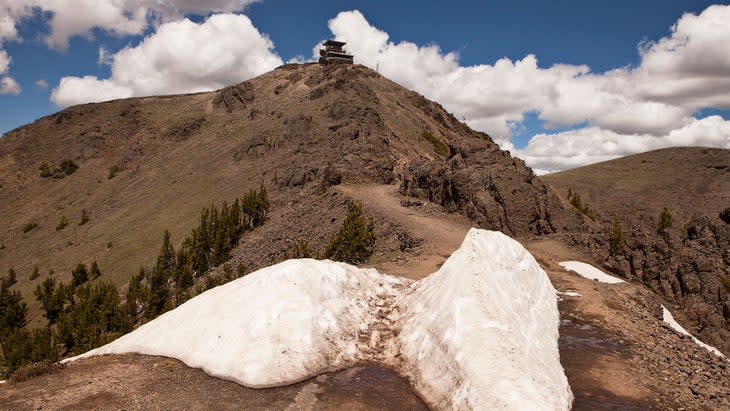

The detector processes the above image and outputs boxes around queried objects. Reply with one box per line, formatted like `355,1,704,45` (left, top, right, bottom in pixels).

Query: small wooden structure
319,40,354,65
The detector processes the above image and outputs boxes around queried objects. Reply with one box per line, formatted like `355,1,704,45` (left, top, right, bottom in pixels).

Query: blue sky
1,1,729,171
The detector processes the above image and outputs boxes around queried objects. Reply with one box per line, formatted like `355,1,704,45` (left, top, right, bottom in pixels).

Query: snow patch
66,229,572,410
559,261,625,284
557,291,581,297
397,229,572,410
662,306,726,359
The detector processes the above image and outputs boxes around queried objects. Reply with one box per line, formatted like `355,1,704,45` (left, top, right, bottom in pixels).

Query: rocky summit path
2,184,728,410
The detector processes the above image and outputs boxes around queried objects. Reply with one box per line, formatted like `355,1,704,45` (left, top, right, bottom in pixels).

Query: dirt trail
338,184,471,280
341,184,708,410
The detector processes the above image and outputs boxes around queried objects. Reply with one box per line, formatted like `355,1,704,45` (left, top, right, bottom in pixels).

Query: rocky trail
2,184,728,410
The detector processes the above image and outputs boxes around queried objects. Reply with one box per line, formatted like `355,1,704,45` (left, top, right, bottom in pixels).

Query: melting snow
66,229,572,410
559,261,625,284
662,306,726,359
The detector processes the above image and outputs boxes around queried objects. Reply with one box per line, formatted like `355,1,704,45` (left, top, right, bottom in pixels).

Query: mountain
2,64,730,410
0,63,576,319
543,147,730,354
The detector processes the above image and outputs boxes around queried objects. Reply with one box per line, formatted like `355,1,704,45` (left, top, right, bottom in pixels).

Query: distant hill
542,147,730,226
543,147,730,354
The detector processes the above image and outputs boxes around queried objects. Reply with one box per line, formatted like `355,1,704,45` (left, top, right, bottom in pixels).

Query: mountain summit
0,63,576,293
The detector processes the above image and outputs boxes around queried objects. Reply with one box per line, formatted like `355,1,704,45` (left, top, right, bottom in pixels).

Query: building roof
323,40,346,47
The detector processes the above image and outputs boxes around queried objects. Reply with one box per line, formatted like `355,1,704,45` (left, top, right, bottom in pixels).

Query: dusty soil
0,355,427,411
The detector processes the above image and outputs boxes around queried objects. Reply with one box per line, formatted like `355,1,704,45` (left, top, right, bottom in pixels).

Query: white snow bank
66,259,405,387
662,306,726,359
398,229,572,410
559,261,625,284
66,229,572,410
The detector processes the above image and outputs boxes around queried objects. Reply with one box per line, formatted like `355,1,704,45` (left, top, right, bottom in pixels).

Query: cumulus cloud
51,13,282,106
0,49,10,74
0,14,18,41
34,79,48,88
1,0,259,50
516,116,730,172
0,76,20,94
0,48,19,94
323,9,730,170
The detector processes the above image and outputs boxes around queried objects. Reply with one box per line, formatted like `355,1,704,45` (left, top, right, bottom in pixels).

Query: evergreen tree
29,266,40,281
609,219,625,255
34,277,64,324
124,269,148,321
0,273,28,341
6,269,17,287
57,282,131,354
71,263,89,288
657,207,674,233
324,201,376,264
0,327,58,377
90,261,102,280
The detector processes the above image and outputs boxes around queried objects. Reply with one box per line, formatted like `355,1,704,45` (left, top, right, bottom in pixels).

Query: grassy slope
542,147,730,227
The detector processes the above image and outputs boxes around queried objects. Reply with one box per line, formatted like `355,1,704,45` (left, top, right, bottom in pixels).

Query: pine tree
609,219,625,255
34,277,64,324
71,263,89,288
324,201,376,264
657,207,674,233
124,269,148,321
57,281,131,354
90,261,102,279
30,266,40,281
0,272,28,341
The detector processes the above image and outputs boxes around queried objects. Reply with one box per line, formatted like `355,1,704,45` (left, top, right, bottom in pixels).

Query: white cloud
323,11,699,142
1,0,259,51
0,49,10,74
516,116,730,172
34,78,48,88
0,14,18,41
631,4,730,110
51,13,282,106
323,9,730,171
0,76,20,94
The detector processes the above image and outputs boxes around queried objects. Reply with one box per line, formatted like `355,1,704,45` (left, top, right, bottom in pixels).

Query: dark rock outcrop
400,139,578,236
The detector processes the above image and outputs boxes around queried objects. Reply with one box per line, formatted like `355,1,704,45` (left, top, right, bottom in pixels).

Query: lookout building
319,40,354,65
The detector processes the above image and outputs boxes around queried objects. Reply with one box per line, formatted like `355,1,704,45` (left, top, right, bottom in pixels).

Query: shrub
55,216,68,231
22,222,39,233
609,219,625,255
79,209,90,225
29,266,40,281
720,207,730,225
657,207,674,233
290,239,312,258
107,164,120,179
720,277,730,293
421,130,449,157
57,159,78,177
324,201,376,264
569,192,596,220
39,163,52,178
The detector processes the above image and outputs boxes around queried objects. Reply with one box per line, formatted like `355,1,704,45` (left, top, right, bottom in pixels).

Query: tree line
0,183,270,378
